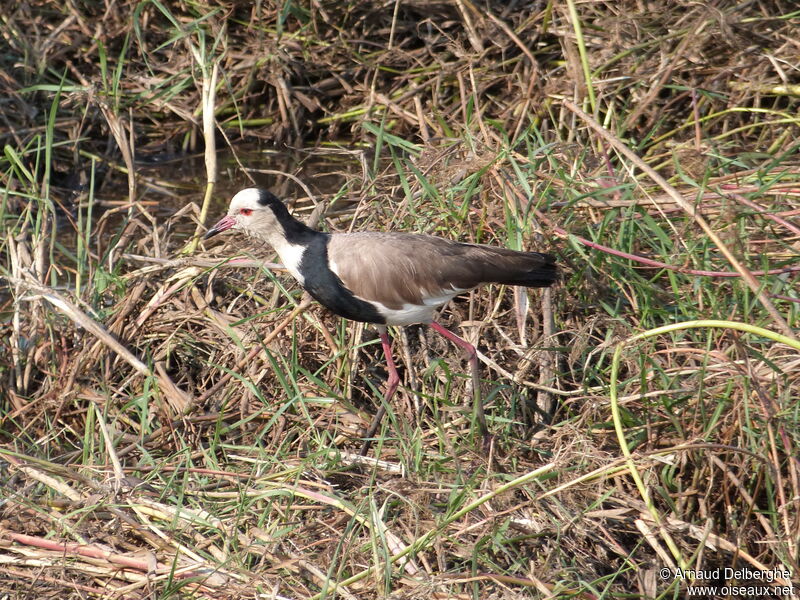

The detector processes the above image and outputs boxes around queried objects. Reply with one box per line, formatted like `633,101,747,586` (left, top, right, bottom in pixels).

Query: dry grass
1,1,800,598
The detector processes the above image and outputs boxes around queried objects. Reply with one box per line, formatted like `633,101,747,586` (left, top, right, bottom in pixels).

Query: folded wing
327,232,557,311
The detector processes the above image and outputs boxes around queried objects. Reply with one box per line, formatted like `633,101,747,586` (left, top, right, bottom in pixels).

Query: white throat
270,236,306,285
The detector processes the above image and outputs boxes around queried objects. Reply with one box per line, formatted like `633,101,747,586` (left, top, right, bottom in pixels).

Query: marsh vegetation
1,1,799,598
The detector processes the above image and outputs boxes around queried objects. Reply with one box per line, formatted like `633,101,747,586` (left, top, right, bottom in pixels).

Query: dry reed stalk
564,98,797,340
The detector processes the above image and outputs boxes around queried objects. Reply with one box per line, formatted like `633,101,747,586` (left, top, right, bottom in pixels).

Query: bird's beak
204,215,236,239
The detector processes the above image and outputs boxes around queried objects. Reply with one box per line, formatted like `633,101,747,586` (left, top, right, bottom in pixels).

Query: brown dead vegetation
1,1,799,599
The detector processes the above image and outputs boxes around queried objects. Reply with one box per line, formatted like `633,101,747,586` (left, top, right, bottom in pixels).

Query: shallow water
0,144,357,323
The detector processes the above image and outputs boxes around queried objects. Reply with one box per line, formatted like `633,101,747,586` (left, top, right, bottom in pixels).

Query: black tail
490,252,558,288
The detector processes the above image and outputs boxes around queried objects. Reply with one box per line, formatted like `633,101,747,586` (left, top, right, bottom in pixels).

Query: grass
1,0,800,599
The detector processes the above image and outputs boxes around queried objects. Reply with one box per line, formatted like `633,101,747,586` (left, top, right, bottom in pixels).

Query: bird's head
204,188,290,241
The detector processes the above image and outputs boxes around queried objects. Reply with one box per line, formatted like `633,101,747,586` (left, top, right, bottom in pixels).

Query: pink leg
360,327,401,455
428,321,488,437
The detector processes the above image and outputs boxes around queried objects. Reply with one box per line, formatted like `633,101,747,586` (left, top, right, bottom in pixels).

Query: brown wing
327,232,556,310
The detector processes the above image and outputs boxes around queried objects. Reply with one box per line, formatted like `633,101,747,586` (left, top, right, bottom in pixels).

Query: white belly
372,288,464,326
376,302,437,326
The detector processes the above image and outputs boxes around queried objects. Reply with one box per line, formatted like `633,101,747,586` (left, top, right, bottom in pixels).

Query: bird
204,188,557,454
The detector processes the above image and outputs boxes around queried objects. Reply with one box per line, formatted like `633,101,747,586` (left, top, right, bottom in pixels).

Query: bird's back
327,231,556,315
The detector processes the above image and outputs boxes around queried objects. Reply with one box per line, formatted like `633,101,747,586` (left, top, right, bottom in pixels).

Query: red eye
240,208,253,216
